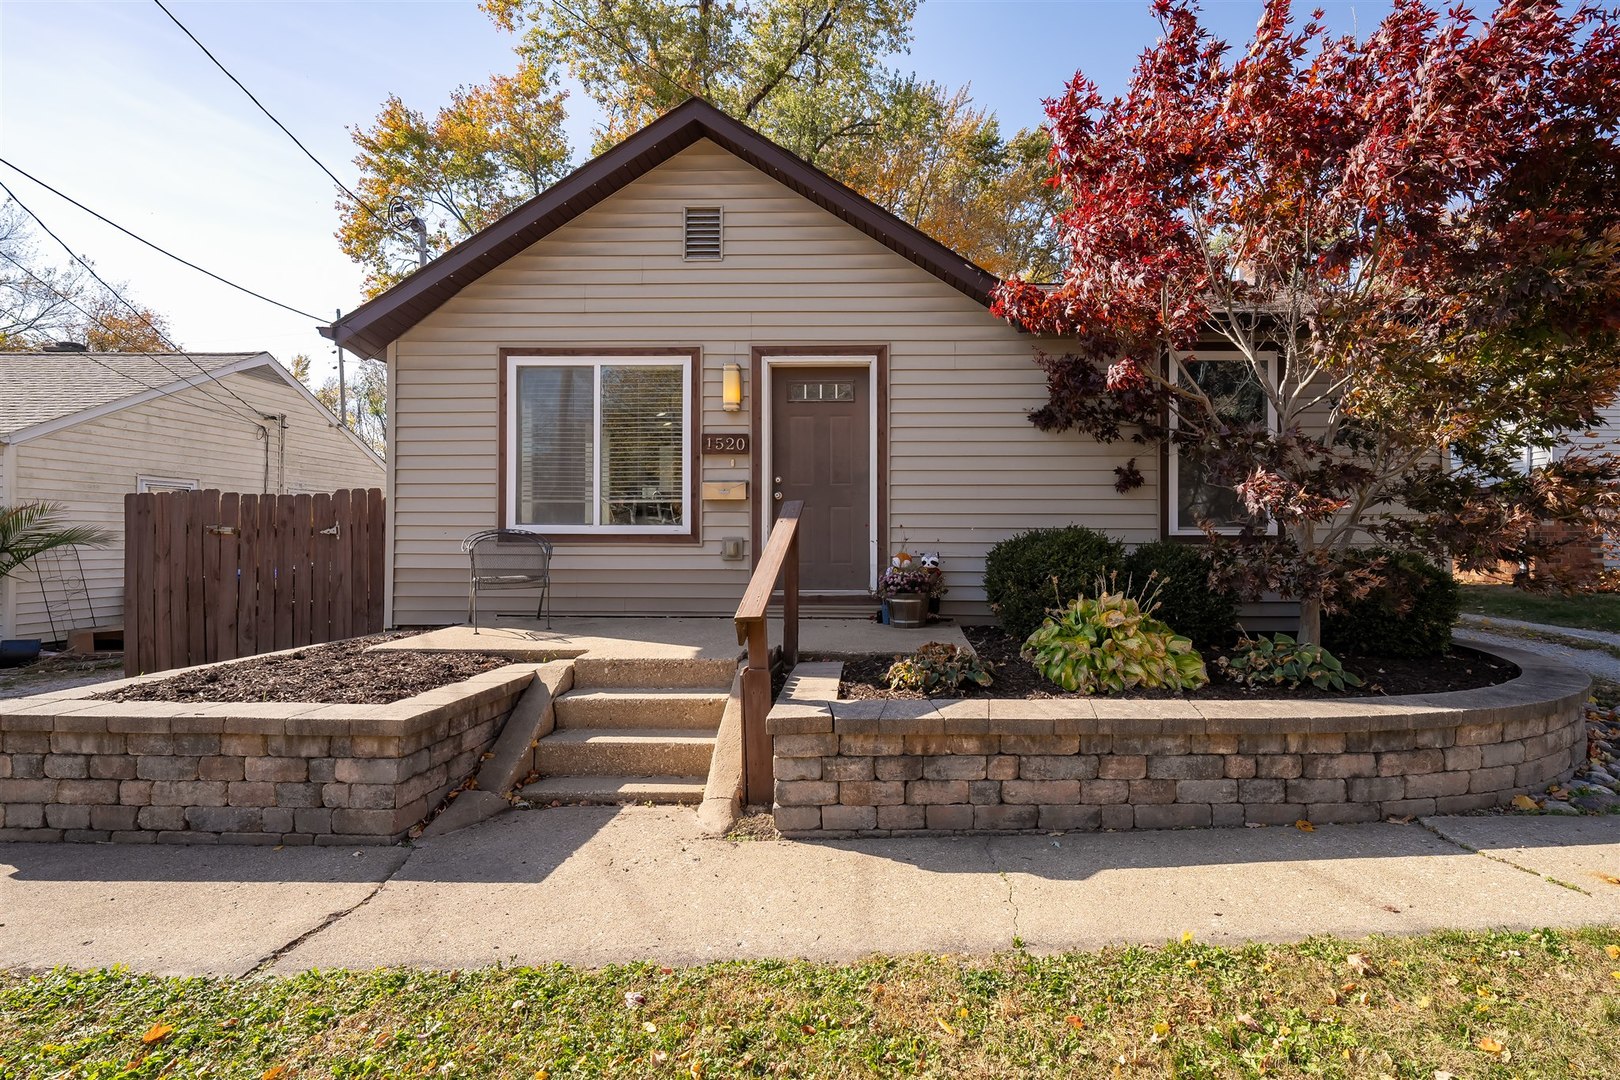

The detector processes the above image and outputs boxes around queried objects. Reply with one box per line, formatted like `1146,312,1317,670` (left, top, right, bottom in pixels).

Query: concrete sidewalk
2,807,1616,977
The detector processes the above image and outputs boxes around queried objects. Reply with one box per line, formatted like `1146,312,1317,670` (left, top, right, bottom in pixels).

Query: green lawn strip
5,929,1619,1078
1459,586,1620,634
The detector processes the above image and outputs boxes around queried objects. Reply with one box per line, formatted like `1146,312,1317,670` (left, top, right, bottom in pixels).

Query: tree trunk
1297,595,1323,646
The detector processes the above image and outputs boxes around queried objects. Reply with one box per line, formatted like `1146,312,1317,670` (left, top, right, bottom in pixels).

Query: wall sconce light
722,362,743,412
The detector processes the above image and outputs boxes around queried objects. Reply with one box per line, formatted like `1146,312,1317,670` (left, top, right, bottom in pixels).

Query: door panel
771,366,871,591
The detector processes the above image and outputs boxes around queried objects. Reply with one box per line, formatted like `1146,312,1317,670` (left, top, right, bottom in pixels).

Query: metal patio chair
461,529,553,632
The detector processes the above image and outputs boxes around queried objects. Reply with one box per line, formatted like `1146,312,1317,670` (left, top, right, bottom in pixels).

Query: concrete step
571,656,737,691
535,728,716,777
554,688,728,730
520,774,706,805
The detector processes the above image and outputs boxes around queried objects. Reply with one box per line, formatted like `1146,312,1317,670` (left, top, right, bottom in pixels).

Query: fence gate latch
320,522,341,538
205,525,238,536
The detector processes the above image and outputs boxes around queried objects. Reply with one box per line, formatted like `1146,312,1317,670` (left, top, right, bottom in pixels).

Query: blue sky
0,1,1394,379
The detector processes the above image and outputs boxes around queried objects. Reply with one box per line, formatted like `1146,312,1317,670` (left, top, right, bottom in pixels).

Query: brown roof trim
320,98,1002,360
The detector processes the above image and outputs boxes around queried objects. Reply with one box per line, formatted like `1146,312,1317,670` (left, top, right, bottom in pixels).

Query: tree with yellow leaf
337,57,572,295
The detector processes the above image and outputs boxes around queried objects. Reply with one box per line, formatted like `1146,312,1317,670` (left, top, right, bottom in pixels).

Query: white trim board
758,353,881,593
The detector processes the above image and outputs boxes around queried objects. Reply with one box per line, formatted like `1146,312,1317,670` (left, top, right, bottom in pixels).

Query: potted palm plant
1,502,113,666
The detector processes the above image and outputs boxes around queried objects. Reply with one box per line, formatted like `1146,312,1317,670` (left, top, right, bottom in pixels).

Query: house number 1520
703,434,751,454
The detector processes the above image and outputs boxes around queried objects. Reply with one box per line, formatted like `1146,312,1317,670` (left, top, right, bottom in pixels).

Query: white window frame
136,475,199,493
504,353,693,536
1166,350,1280,537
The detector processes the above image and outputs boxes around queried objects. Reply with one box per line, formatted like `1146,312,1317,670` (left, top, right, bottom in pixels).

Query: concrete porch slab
373,617,971,661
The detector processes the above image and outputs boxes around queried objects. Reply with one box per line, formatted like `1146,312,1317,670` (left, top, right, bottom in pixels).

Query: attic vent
683,207,722,260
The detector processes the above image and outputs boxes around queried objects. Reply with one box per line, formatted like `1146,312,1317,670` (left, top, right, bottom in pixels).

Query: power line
0,179,268,423
0,155,326,322
150,0,394,231
0,248,267,432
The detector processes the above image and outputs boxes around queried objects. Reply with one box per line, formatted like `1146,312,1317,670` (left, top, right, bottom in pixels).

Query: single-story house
1529,403,1620,571
323,98,1290,628
0,349,385,643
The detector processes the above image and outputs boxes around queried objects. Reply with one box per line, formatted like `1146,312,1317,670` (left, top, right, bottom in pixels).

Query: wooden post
742,620,773,805
782,530,799,668
123,493,145,676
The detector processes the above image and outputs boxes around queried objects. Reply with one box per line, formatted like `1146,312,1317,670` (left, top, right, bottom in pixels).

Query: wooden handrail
733,499,802,804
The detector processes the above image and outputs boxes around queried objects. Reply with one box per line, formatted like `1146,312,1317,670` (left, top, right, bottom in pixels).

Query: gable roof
0,351,385,468
0,351,261,439
320,98,1003,360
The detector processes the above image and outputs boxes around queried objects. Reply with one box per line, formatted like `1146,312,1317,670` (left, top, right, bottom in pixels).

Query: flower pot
0,639,42,668
886,594,928,628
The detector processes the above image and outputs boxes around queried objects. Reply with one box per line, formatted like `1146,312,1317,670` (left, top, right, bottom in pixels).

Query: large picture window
1167,352,1278,536
506,354,691,534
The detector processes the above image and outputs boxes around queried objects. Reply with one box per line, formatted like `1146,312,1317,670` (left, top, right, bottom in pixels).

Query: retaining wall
0,664,541,845
768,645,1589,836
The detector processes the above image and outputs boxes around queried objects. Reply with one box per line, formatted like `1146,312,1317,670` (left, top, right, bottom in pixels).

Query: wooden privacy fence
124,488,385,676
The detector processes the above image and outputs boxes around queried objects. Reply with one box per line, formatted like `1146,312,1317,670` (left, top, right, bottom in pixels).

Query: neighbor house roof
0,350,384,467
0,351,262,440
320,98,1003,360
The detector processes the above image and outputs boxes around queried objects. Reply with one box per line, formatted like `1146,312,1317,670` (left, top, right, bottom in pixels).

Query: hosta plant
1020,586,1208,695
1218,634,1365,692
886,642,994,695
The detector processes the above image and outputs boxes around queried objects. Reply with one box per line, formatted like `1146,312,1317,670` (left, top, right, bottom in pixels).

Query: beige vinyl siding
3,367,383,641
391,139,1159,625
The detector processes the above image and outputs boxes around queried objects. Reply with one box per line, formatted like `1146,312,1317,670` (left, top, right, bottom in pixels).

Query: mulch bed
817,624,1517,701
97,635,515,705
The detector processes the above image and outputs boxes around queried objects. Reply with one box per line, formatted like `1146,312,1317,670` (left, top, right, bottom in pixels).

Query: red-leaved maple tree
994,0,1620,643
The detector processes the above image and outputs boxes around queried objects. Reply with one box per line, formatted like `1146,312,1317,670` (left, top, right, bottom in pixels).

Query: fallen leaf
624,991,646,1010
643,1022,657,1033
1235,1013,1262,1032
1346,953,1379,977
690,1063,703,1080
141,1024,174,1045
1415,995,1432,1009
651,1050,669,1065
1606,944,1620,959
262,1068,286,1080
1181,931,1194,943
1511,794,1540,811
533,1068,550,1079
1065,1015,1086,1030
935,1017,956,1036
1295,820,1315,832
1598,875,1620,886
1477,1036,1505,1054
1153,1020,1170,1037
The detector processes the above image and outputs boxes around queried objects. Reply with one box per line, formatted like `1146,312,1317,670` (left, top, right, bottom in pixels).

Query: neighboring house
324,99,1289,628
1528,402,1620,570
0,350,385,643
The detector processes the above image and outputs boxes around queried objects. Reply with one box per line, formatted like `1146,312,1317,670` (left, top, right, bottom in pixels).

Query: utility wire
150,0,395,231
0,248,266,432
0,155,326,322
1,179,268,423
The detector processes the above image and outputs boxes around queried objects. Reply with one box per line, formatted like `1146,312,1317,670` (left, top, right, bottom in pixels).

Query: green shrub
1020,583,1209,694
1322,548,1460,657
885,642,995,695
1218,634,1364,692
984,526,1125,640
1123,541,1240,648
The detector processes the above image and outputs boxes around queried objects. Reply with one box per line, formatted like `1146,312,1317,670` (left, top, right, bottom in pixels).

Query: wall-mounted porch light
722,362,744,412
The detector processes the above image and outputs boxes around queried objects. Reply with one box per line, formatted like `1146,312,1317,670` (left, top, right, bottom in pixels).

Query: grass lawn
1459,585,1620,634
5,929,1619,1078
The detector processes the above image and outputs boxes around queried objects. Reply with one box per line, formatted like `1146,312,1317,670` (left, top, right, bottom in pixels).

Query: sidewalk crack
247,845,416,975
1420,818,1591,896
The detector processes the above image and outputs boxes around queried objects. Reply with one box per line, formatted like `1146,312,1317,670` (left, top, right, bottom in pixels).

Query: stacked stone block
769,651,1587,837
0,665,540,845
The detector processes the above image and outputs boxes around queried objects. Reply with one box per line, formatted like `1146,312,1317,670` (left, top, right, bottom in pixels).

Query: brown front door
771,366,871,591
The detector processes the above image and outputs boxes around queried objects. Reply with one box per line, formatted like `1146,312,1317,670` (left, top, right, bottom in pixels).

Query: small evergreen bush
1322,548,1460,657
984,526,1125,640
1123,541,1240,648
